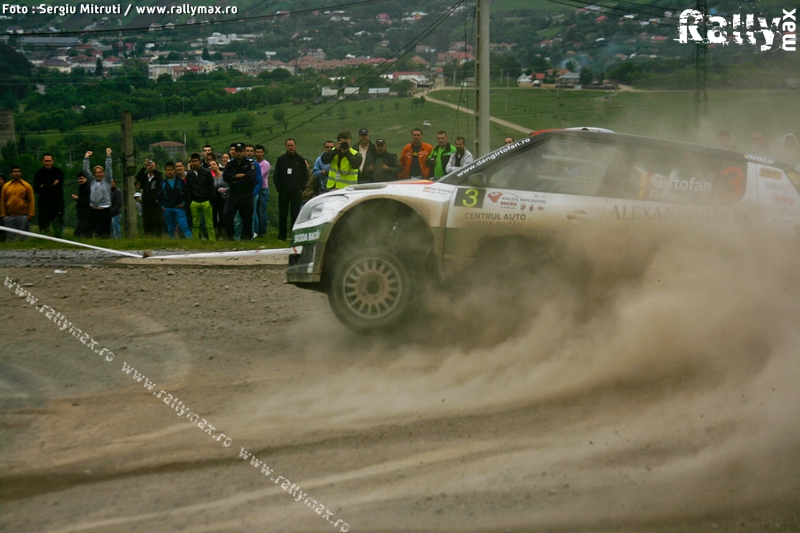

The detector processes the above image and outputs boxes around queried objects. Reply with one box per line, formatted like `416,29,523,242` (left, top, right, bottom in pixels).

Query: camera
339,142,349,151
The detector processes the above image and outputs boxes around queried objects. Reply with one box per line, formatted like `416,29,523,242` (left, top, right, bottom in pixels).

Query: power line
12,0,385,38
252,0,466,145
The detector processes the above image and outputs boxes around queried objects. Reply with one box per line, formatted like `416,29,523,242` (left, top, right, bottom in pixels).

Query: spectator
399,128,433,180
254,144,270,237
202,144,213,169
34,153,65,237
363,138,401,183
301,158,316,205
776,133,799,166
175,160,192,234
135,158,163,236
504,137,514,145
312,140,335,194
426,130,456,180
208,157,228,237
273,138,308,241
222,142,256,241
320,131,362,190
82,148,114,238
717,130,736,151
221,153,231,167
109,178,123,239
160,162,192,239
446,136,474,173
133,191,142,217
186,152,216,241
235,143,262,240
0,173,4,242
71,172,90,238
355,128,376,183
0,166,35,241
750,132,770,157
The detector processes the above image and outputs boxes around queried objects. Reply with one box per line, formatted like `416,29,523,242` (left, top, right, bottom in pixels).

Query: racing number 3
454,188,486,209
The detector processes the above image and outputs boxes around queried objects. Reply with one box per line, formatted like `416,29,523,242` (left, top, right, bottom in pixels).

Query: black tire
328,247,414,333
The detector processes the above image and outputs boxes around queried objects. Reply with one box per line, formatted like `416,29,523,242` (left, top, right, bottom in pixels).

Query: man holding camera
320,131,362,191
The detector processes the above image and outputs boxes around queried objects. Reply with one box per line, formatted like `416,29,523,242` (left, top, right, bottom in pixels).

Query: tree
214,123,220,135
272,108,286,123
231,112,256,133
202,47,210,61
198,121,211,137
579,68,594,86
419,96,426,106
94,57,103,77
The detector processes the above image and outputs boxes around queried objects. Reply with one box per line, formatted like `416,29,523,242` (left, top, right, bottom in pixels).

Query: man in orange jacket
399,128,433,180
0,166,35,241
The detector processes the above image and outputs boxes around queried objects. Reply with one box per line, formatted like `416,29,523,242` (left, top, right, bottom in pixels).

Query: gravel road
1,233,799,532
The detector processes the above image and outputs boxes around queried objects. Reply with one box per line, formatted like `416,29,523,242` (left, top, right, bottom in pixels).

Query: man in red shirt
399,128,433,180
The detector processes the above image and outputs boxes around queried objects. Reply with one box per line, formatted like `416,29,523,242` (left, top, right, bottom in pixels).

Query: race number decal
454,188,486,209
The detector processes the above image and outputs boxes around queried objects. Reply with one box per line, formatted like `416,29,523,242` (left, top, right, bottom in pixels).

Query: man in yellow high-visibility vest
320,131,363,190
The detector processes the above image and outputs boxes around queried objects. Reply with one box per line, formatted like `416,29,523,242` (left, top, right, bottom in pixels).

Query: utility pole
694,0,708,128
474,0,490,157
121,112,137,238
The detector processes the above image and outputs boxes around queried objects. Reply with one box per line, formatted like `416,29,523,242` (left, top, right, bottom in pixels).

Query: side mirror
467,172,487,187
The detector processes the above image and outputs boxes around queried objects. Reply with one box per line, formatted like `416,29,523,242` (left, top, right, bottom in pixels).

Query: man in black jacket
273,138,308,241
363,139,401,183
135,159,164,236
34,153,65,237
222,142,256,241
71,172,90,237
109,179,123,239
186,153,216,241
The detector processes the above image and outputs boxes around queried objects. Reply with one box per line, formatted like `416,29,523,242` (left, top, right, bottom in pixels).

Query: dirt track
1,234,799,533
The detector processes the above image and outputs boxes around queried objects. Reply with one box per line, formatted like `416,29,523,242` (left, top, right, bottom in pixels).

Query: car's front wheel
328,247,414,333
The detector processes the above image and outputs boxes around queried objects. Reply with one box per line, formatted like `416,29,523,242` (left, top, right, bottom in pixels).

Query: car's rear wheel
328,247,413,333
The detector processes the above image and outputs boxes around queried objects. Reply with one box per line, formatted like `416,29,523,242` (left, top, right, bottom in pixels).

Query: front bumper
287,241,324,284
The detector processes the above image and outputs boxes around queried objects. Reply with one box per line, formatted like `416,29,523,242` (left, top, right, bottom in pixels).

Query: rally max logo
676,8,796,51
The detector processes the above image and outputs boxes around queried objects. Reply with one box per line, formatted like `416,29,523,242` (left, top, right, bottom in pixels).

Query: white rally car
287,130,800,333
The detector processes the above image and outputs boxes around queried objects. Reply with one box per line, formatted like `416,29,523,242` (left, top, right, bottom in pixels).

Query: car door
442,135,619,276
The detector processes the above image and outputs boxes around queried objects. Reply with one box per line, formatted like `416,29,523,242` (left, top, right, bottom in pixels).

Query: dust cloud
233,224,800,529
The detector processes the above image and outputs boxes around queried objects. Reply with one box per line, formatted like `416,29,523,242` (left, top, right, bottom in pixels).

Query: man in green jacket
426,130,457,180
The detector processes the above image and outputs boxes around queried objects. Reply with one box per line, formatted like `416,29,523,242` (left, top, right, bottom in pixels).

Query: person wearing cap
426,130,456,180
356,128,376,183
71,172,90,237
82,148,114,238
0,166,34,241
363,139,401,183
400,128,433,180
274,138,309,241
135,158,163,236
133,191,143,218
446,136,474,173
222,142,256,241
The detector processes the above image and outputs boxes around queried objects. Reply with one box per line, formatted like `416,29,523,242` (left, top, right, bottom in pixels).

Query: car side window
487,138,618,196
610,146,746,206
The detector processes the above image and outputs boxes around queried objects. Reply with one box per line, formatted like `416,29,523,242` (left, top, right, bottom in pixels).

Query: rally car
287,130,800,333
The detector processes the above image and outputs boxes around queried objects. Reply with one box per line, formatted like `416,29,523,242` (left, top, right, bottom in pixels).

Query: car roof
528,129,781,166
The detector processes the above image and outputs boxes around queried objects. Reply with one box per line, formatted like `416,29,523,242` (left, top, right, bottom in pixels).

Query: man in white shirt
445,136,474,173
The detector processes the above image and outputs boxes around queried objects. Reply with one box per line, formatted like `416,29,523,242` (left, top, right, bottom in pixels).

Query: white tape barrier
0,225,299,260
0,226,143,258
147,247,300,260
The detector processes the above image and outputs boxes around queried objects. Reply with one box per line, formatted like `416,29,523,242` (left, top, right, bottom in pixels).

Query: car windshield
441,137,618,197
